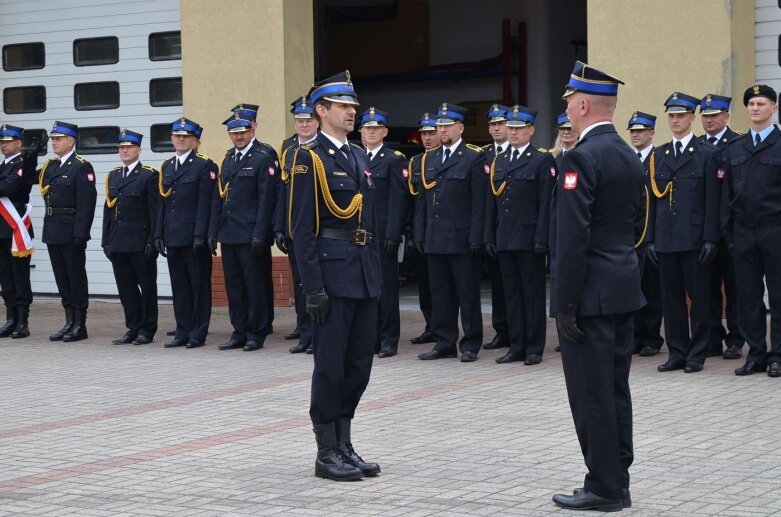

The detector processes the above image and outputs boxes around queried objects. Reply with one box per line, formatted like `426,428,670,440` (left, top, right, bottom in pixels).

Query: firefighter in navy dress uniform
358,107,407,358
0,124,43,339
414,103,488,363
646,92,721,374
102,129,159,345
209,113,278,352
288,71,381,481
484,105,555,365
40,121,97,342
551,62,645,512
154,117,216,349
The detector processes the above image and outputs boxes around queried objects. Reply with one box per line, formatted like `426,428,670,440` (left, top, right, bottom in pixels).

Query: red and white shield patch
86,172,95,183
209,170,216,181
268,166,275,176
563,172,578,190
402,168,409,179
16,168,23,177
483,164,490,175
549,166,557,178
717,168,725,180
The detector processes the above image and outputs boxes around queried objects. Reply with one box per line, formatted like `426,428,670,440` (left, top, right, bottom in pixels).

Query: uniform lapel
318,133,355,180
671,138,695,172
173,154,191,182
118,163,139,189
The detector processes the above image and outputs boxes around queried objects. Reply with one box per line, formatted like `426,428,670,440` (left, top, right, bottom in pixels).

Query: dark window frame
3,85,47,114
73,36,119,66
2,42,46,71
149,77,182,107
76,126,120,155
150,123,175,153
74,81,120,111
148,31,181,61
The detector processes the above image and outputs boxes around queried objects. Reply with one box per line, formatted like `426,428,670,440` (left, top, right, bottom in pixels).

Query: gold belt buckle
353,228,368,246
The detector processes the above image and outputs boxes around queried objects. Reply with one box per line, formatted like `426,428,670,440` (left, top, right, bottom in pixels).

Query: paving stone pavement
1,299,780,516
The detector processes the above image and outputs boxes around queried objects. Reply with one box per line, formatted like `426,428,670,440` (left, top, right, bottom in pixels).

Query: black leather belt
319,227,374,246
47,207,76,215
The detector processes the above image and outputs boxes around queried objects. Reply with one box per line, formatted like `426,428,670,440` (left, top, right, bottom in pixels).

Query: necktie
367,151,373,161
707,136,717,144
443,148,451,163
340,144,356,177
122,166,128,179
234,151,240,162
637,151,642,160
512,149,519,162
755,133,762,147
174,158,179,173
675,141,683,158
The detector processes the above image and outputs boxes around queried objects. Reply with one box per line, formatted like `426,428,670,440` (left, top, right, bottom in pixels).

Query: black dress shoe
306,345,313,354
133,335,152,345
112,332,136,345
657,358,685,372
684,362,703,373
554,344,561,352
768,362,781,378
735,361,767,376
218,339,245,350
289,341,310,354
552,489,622,512
378,344,397,358
164,337,187,348
639,345,659,357
284,330,300,340
723,345,742,359
410,331,436,344
186,339,205,349
418,349,457,360
243,340,263,351
524,353,542,365
460,350,478,362
482,335,508,350
166,329,176,336
573,488,630,508
495,351,524,364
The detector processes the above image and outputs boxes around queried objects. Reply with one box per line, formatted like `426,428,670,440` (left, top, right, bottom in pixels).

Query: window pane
77,126,119,154
149,31,181,61
73,36,119,66
150,124,174,153
74,82,120,110
21,129,48,156
2,42,45,71
3,86,46,114
149,77,182,107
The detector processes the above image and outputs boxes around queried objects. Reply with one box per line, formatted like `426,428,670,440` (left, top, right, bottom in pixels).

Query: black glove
484,242,497,258
534,243,548,257
154,238,167,257
383,238,399,256
192,237,206,254
469,244,482,256
144,243,157,261
646,242,658,266
251,238,266,257
72,237,87,250
305,288,329,326
556,312,585,343
274,231,288,254
414,243,425,256
698,241,718,265
207,237,218,255
102,246,111,260
34,134,49,154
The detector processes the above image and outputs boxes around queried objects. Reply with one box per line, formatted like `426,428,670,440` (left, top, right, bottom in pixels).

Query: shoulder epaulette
224,149,233,157
734,130,743,136
255,140,277,155
110,166,122,171
481,144,492,151
74,155,86,163
393,150,406,159
302,140,320,151
196,152,210,161
142,164,158,173
465,143,483,153
537,147,548,153
424,145,441,154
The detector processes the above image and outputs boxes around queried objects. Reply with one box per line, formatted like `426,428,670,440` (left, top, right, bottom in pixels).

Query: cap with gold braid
308,70,359,106
0,124,24,141
562,61,624,99
699,94,731,115
627,111,656,130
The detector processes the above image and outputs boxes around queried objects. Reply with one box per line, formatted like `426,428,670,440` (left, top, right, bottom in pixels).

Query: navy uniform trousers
288,242,312,345
498,251,546,356
110,253,157,336
0,239,31,308
222,243,268,342
428,253,483,354
168,246,211,342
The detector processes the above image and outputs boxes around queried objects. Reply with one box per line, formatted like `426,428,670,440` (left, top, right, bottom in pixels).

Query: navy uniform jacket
484,145,556,250
701,126,740,149
723,126,781,234
209,139,279,244
155,151,216,247
40,155,97,244
101,163,159,253
274,134,299,236
414,141,488,254
367,146,407,244
646,138,720,252
553,124,645,316
289,132,381,299
407,150,431,244
0,153,35,239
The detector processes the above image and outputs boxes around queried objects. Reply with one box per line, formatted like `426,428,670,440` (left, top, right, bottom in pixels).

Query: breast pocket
681,168,704,191
446,169,467,180
238,168,256,179
53,176,73,186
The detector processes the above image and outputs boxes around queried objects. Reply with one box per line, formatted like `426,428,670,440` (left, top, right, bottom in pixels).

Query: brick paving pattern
1,298,780,516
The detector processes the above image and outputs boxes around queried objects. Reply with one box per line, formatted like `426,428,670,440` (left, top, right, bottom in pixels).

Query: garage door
756,0,781,93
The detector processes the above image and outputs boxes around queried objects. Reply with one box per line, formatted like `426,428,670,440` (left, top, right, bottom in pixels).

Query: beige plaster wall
587,0,755,144
180,0,314,160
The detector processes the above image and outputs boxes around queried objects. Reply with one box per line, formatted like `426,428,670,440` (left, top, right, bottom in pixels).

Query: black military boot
0,306,17,338
313,423,363,481
50,307,74,341
63,308,88,342
11,305,30,339
335,418,381,477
